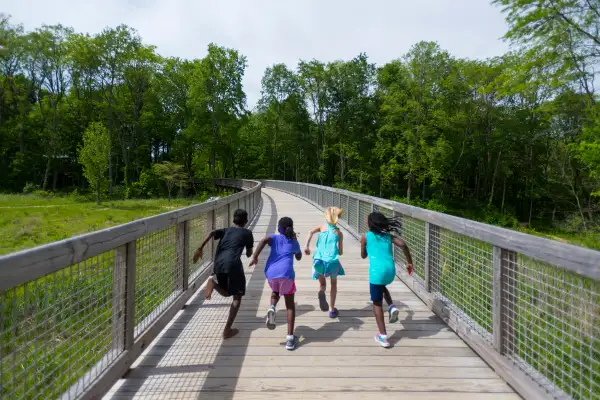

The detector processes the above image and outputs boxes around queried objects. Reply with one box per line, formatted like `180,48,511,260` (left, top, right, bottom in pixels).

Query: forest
0,0,599,248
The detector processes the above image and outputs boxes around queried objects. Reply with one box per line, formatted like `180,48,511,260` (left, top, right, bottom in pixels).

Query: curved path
103,189,518,399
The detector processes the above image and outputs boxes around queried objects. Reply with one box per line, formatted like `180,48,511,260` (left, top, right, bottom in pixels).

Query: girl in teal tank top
304,207,345,318
361,211,414,348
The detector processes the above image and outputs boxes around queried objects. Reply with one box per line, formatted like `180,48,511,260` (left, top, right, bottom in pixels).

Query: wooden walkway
104,189,519,399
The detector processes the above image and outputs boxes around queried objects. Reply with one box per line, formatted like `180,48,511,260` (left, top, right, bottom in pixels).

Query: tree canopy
0,3,598,246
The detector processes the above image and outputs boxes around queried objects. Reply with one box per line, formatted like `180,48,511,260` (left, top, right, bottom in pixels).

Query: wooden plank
145,345,477,357
124,240,137,351
111,377,514,393
106,392,521,400
125,365,498,379
265,180,600,280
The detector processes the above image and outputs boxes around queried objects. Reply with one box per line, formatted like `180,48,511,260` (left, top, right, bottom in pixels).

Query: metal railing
262,180,599,400
0,179,261,400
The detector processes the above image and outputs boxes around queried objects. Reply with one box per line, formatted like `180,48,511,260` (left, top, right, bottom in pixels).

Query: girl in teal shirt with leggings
360,211,414,348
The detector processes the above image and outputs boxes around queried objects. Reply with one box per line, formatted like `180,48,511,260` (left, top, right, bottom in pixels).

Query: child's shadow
388,307,446,346
292,307,368,347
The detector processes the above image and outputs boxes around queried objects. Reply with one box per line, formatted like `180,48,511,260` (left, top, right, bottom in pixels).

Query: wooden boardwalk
104,189,519,399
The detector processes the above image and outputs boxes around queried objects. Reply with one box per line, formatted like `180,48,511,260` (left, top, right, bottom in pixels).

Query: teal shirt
313,224,339,263
366,231,396,285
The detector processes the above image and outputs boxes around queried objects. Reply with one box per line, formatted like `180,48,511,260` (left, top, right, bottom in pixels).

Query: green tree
78,122,110,204
153,161,187,202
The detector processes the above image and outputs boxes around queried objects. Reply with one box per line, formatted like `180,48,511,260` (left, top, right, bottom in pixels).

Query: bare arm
250,236,272,266
193,231,215,263
392,236,414,274
304,225,323,255
336,229,344,256
360,233,367,259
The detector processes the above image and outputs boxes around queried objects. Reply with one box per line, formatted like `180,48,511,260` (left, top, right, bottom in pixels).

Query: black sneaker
285,335,299,351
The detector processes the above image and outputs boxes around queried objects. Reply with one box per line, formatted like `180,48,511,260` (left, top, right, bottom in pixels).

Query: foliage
152,161,187,202
78,122,110,204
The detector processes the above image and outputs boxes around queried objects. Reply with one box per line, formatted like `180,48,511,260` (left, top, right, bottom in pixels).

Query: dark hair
367,211,402,235
233,209,248,226
278,216,296,239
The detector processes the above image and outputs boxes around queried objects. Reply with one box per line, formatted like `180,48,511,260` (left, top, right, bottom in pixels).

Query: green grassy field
0,191,231,256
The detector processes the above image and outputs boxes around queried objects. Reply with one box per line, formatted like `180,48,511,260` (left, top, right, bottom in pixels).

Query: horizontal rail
0,179,262,400
262,180,599,400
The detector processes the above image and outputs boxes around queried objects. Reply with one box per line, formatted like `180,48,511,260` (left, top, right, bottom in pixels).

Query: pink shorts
268,278,296,295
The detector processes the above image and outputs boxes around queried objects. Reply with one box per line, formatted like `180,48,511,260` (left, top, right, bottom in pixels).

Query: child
250,217,302,351
360,211,414,348
193,209,254,339
304,207,345,318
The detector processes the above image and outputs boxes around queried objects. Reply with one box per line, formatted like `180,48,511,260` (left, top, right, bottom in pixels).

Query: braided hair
277,216,296,239
367,211,402,235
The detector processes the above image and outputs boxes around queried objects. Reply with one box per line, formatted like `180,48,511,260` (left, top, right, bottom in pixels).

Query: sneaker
266,306,276,330
329,308,339,318
318,291,329,311
374,334,391,348
286,335,299,351
389,307,399,324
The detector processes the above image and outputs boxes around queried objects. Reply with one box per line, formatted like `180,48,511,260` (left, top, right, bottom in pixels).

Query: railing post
176,220,189,292
424,222,431,291
210,208,217,261
111,245,126,351
124,240,136,350
493,246,517,354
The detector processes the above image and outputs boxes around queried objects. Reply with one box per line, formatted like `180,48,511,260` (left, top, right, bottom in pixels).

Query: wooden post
493,246,517,354
424,222,431,291
210,209,216,262
111,245,127,351
124,240,136,350
176,220,189,292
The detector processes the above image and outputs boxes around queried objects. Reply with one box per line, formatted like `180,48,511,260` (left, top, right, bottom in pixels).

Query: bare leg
284,293,295,336
329,278,338,312
271,292,280,307
317,275,328,311
372,300,387,335
223,295,241,339
382,286,394,307
205,276,229,299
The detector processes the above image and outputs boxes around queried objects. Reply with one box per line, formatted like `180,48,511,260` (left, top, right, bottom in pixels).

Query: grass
0,191,231,256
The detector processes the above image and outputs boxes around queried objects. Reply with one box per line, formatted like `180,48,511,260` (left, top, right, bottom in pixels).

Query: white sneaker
266,306,276,330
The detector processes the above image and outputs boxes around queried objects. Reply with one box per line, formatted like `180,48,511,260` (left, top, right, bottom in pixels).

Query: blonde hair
324,207,343,225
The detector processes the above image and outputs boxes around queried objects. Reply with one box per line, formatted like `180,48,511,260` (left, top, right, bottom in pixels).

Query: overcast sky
2,0,511,109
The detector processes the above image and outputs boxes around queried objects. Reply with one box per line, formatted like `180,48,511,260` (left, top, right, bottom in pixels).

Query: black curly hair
278,216,296,239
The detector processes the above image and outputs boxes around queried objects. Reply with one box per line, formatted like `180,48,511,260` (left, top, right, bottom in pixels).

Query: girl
304,207,344,318
360,211,414,348
250,217,302,351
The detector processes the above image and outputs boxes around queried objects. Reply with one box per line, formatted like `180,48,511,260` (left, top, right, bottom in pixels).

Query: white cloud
2,0,510,108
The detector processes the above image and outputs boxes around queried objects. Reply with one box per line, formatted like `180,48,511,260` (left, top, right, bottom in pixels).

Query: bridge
0,180,597,399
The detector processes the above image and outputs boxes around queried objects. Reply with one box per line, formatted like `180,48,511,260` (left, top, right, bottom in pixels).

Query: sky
2,0,511,109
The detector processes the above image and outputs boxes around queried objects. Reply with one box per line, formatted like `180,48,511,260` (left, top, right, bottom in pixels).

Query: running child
250,217,302,351
304,207,345,318
360,211,414,348
193,209,254,339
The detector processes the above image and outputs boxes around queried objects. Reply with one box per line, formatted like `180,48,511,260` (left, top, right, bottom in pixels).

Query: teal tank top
313,224,339,263
366,231,396,285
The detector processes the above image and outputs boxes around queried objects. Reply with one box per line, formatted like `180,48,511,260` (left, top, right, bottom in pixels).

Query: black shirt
213,227,254,274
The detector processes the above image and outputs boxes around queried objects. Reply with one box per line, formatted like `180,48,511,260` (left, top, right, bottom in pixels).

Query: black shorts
215,272,246,297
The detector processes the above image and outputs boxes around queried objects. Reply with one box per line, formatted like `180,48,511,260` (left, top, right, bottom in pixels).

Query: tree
152,161,187,202
78,122,110,204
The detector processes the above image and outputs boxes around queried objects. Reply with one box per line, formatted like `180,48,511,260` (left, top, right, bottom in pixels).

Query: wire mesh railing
0,179,261,400
262,179,599,400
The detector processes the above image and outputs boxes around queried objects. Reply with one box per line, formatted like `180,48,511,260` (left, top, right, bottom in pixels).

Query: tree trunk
96,175,101,205
422,179,427,202
501,178,506,214
42,158,52,190
407,174,412,202
108,104,113,195
489,150,502,206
